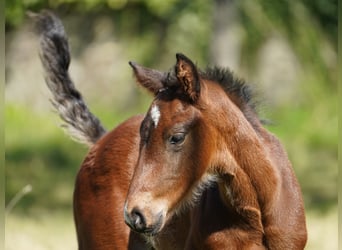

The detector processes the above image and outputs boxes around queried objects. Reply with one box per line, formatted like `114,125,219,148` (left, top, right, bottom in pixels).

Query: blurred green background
5,0,337,249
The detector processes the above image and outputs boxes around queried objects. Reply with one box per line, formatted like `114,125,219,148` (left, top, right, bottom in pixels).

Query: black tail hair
31,10,106,146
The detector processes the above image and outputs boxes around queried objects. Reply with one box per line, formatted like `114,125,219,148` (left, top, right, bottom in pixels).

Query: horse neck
202,84,280,213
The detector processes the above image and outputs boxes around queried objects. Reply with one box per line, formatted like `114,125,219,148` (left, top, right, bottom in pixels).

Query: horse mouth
128,219,163,236
138,225,161,236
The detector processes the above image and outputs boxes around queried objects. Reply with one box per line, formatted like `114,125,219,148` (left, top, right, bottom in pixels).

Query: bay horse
34,11,307,249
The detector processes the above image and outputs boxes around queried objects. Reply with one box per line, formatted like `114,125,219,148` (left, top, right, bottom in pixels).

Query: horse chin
146,221,164,236
141,213,166,236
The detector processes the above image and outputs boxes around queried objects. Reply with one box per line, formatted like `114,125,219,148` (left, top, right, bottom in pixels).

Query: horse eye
169,133,185,145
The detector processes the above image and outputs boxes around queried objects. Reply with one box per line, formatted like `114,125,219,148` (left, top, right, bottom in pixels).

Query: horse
34,11,307,250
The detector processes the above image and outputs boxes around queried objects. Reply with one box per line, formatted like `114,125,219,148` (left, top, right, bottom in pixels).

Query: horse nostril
131,208,146,231
124,206,147,232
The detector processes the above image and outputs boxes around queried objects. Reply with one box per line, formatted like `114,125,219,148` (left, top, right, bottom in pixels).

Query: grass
266,81,337,211
5,207,337,250
5,211,77,250
305,207,338,250
5,104,87,212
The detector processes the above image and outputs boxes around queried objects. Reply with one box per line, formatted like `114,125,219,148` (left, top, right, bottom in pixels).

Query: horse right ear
129,61,165,95
175,53,201,103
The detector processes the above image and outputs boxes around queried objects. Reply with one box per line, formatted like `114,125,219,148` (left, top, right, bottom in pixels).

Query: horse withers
34,11,307,250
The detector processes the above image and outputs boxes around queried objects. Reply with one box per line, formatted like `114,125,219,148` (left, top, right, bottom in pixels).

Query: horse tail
32,10,106,147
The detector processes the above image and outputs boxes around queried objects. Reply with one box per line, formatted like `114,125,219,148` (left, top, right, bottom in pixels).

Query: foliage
267,85,337,211
5,0,337,215
5,105,87,212
237,0,337,83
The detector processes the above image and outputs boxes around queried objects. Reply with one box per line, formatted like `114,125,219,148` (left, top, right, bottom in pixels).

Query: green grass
5,207,337,250
5,211,77,250
5,104,87,212
305,207,338,250
266,82,337,211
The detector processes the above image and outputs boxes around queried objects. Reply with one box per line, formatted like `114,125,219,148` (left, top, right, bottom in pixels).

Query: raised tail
32,11,106,146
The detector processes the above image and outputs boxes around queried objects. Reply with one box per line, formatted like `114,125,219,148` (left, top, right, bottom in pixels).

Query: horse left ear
175,53,200,102
129,61,165,95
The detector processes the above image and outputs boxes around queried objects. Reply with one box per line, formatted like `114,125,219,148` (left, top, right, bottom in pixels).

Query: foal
35,11,307,250
124,55,307,249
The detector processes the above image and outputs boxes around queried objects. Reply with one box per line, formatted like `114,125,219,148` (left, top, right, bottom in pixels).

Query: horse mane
164,64,263,130
200,66,262,130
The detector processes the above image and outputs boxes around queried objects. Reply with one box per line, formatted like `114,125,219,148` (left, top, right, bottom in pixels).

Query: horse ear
175,53,200,102
129,61,165,95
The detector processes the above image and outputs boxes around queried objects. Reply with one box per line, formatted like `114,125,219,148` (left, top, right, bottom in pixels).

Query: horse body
73,116,143,249
35,11,307,250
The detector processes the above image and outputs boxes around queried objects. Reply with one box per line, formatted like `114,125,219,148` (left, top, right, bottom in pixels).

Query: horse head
123,54,228,235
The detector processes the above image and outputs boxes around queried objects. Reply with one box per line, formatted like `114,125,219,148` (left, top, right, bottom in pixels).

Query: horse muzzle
124,204,165,235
